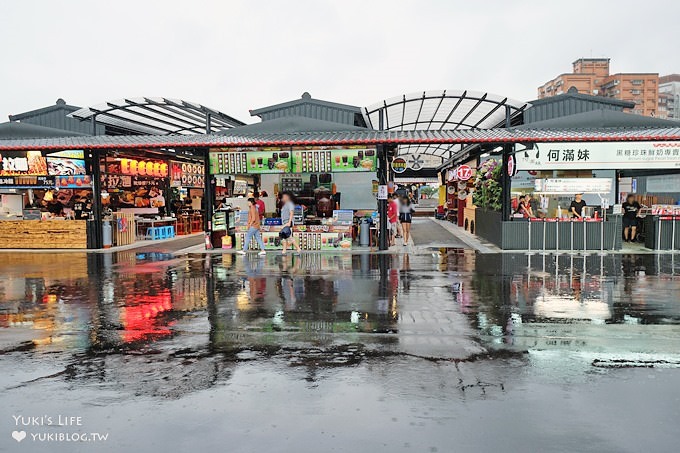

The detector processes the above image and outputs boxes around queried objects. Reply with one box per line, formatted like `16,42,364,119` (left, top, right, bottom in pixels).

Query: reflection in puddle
1,250,680,390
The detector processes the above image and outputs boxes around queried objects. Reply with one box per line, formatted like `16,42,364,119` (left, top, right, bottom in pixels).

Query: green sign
330,148,376,172
245,150,291,174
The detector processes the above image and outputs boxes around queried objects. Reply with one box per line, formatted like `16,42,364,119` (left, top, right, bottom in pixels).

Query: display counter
501,217,622,251
472,213,623,251
235,223,352,251
643,216,680,250
0,220,88,249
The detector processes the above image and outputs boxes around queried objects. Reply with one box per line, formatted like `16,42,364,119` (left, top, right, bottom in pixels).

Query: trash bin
102,221,112,249
359,218,371,247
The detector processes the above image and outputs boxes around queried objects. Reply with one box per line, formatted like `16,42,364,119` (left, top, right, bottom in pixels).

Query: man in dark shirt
569,193,587,219
622,194,641,242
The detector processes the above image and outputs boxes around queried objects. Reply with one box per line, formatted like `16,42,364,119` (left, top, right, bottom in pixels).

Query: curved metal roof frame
363,90,530,158
69,97,245,135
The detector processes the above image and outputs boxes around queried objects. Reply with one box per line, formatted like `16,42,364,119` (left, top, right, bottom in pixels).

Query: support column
378,144,389,251
501,143,513,221
377,109,388,251
203,148,213,233
90,148,104,249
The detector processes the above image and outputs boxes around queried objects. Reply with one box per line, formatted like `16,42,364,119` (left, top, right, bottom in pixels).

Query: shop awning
69,97,246,135
362,90,530,158
1,127,679,152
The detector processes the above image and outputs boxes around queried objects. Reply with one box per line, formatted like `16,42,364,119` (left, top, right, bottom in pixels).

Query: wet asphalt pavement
1,248,680,452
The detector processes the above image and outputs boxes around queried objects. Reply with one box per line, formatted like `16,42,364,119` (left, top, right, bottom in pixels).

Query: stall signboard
330,148,376,172
0,151,47,176
47,150,85,159
517,141,680,170
0,175,55,187
391,157,407,174
534,178,612,194
55,175,92,189
170,161,205,187
114,158,168,178
47,157,87,176
101,174,166,210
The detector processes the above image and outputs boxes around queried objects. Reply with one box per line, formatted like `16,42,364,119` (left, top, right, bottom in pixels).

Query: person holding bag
279,191,302,255
237,198,267,256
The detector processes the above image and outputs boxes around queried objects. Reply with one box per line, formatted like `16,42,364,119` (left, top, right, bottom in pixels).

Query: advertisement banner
0,151,47,176
47,157,87,176
516,141,680,170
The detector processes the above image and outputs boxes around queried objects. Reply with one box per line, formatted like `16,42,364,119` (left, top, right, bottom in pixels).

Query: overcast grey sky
1,0,677,123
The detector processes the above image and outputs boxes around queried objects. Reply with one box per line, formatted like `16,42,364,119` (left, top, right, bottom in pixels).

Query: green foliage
472,159,502,211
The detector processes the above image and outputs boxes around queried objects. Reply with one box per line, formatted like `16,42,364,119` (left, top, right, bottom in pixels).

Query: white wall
333,172,376,210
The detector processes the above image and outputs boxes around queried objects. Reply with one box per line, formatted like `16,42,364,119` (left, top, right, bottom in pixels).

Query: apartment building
538,58,659,117
658,74,680,119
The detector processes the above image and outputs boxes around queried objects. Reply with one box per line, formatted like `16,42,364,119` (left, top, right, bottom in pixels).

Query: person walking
399,196,415,246
387,194,399,247
280,191,302,255
237,198,266,256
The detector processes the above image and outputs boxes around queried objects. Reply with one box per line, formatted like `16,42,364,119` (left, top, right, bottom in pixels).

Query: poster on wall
516,141,680,170
101,175,167,210
0,151,47,176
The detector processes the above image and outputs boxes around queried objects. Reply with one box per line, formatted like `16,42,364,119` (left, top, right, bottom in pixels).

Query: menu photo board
292,147,332,173
0,175,55,187
55,175,92,189
210,149,248,174
331,147,376,172
170,161,205,187
245,149,291,174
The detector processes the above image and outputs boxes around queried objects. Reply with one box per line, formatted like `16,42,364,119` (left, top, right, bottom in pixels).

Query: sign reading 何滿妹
516,141,680,170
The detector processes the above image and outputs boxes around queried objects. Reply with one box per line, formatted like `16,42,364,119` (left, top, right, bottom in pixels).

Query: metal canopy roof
69,97,245,135
363,90,530,159
1,127,679,152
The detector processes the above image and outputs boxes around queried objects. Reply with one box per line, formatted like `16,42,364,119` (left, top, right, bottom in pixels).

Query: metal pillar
90,148,104,249
501,106,513,221
203,148,213,232
206,113,212,135
501,143,513,220
378,144,389,251
377,110,388,251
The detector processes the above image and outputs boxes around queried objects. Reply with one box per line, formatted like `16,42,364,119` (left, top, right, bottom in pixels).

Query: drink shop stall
507,140,680,251
208,146,377,250
0,150,93,249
